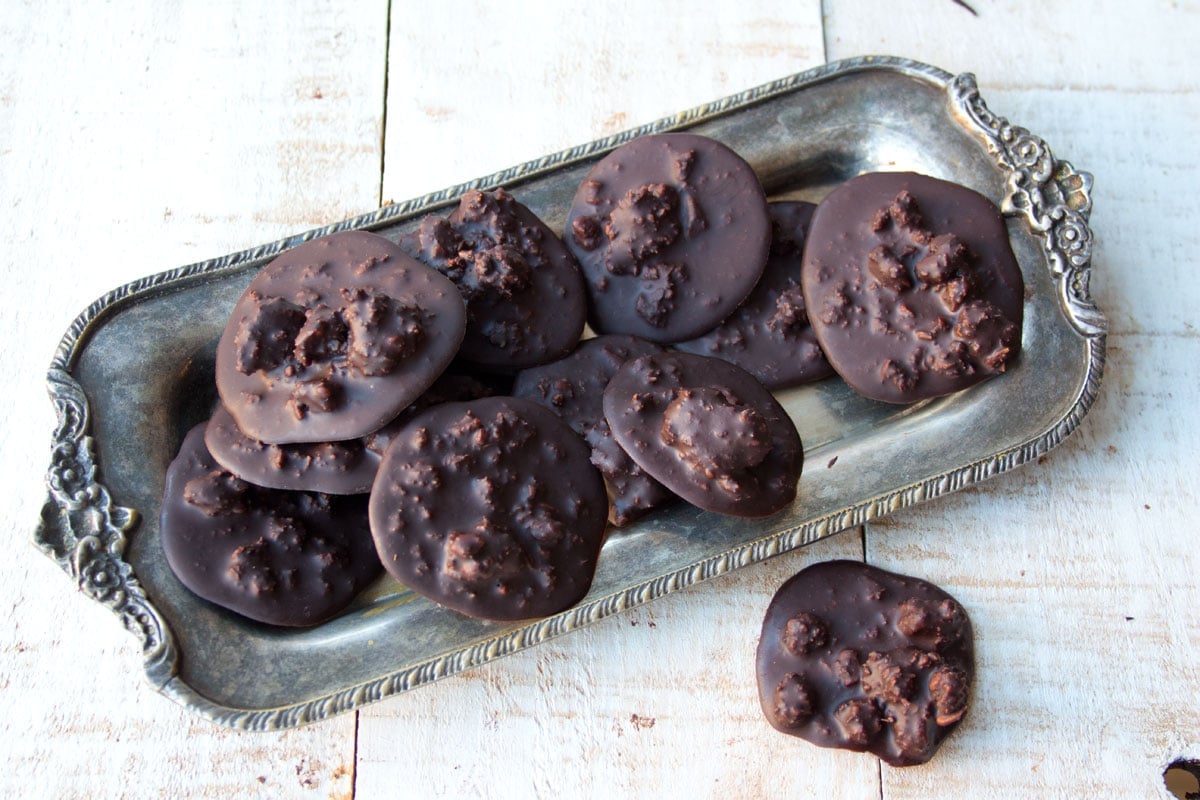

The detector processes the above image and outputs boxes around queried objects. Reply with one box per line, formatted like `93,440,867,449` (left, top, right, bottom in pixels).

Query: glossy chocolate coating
368,397,608,621
801,172,1023,403
756,560,974,767
204,372,499,495
512,335,676,526
361,370,504,453
204,403,377,495
215,230,466,444
602,351,802,517
160,424,382,627
564,133,771,343
674,202,834,389
400,188,587,369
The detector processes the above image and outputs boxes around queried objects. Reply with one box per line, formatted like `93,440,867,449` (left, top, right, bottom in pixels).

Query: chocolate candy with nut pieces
160,424,382,627
400,188,587,370
801,172,1023,403
512,335,676,527
602,351,802,517
215,230,466,444
204,402,379,495
674,201,834,389
564,132,771,343
204,372,500,495
756,560,974,766
369,396,608,621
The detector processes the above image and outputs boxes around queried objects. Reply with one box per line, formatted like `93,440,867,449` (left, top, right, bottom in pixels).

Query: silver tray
34,56,1104,730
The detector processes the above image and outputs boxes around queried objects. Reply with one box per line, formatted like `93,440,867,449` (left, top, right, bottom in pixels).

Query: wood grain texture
0,1,386,796
381,0,825,201
822,0,1198,91
825,1,1200,796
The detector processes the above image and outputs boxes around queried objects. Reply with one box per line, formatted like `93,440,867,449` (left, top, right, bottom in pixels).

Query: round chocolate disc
602,351,802,517
801,172,1023,404
215,230,466,444
360,370,504,455
369,396,608,621
512,335,676,527
564,132,771,343
160,424,382,627
674,201,834,389
756,560,974,767
204,403,378,495
400,188,587,369
204,372,500,495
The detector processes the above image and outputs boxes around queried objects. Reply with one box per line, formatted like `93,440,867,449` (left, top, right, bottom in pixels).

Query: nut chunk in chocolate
756,560,974,766
513,334,676,527
399,188,587,369
368,397,608,621
564,133,771,343
160,424,382,627
215,231,466,444
801,172,1023,404
602,351,802,518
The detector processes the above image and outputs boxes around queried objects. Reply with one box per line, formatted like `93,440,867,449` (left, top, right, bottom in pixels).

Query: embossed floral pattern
37,370,164,665
75,538,128,606
952,73,1103,338
48,440,94,508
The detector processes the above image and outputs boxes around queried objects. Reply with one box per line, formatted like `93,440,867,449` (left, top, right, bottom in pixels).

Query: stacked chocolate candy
161,130,1016,660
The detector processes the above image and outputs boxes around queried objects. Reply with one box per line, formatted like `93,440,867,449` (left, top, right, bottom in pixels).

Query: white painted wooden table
3,2,1198,797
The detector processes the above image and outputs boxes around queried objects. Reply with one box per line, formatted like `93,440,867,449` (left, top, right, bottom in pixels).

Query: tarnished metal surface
34,56,1103,729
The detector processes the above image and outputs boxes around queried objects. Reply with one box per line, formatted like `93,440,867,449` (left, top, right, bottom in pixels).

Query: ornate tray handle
35,368,176,685
951,72,1105,339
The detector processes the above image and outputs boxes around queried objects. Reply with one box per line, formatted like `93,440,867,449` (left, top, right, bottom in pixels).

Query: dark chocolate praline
512,335,676,527
602,351,802,518
215,230,466,444
368,396,608,621
800,172,1023,404
564,132,771,343
160,424,382,627
204,403,378,495
674,201,834,389
400,188,587,370
756,560,974,767
204,372,500,495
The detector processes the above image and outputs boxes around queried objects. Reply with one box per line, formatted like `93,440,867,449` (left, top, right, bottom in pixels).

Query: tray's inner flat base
71,66,1089,711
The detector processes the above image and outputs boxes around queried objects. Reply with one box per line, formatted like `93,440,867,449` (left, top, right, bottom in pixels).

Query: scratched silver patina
34,57,1103,730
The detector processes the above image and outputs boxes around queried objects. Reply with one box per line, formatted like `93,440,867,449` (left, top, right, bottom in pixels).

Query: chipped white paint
3,0,1197,797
